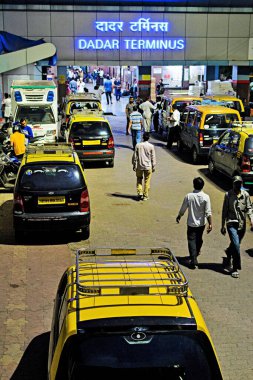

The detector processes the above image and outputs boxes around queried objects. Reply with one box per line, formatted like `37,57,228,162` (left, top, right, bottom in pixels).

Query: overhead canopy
0,31,45,54
0,32,57,74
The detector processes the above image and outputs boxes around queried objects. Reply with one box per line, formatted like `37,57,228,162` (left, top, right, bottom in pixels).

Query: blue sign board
77,18,185,51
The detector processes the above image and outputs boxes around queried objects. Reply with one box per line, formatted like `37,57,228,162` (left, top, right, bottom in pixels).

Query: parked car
60,93,102,137
13,143,90,241
158,95,202,138
208,122,253,190
66,111,115,167
177,105,241,163
48,247,223,380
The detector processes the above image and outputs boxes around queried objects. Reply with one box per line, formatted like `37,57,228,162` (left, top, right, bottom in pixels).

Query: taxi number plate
38,196,65,205
82,140,100,145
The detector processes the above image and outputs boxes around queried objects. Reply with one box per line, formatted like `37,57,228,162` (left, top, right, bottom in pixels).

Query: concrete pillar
233,66,250,102
57,66,67,105
138,66,151,99
205,66,219,94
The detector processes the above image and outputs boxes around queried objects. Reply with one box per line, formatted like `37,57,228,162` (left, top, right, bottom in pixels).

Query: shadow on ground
108,192,140,201
245,248,253,257
10,332,49,380
177,255,228,275
198,168,232,193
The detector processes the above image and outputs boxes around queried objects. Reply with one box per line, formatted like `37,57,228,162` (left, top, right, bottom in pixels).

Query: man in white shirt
176,177,212,268
167,105,181,149
77,78,86,93
2,93,11,122
93,85,104,102
139,96,156,132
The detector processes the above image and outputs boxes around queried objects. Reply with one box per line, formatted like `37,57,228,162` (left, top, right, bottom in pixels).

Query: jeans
131,129,141,149
105,91,112,104
187,225,205,263
115,90,121,101
226,222,245,271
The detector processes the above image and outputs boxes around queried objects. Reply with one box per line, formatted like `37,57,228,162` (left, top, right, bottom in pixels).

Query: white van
11,80,58,142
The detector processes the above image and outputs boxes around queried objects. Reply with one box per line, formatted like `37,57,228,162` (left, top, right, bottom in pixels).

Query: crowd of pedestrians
122,80,253,280
1,74,252,281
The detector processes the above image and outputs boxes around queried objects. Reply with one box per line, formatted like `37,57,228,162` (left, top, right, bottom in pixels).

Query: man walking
125,96,135,135
104,76,113,105
139,96,156,132
69,78,77,94
132,132,156,201
221,176,253,278
176,177,212,269
114,77,122,101
128,105,143,149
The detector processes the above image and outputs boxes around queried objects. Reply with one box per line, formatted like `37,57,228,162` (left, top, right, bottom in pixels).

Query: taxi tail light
241,155,251,172
199,132,203,146
14,194,24,213
107,136,114,149
69,137,75,148
80,189,90,212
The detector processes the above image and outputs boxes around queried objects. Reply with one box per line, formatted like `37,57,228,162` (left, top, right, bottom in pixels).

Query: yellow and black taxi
67,111,115,167
60,93,102,136
203,95,244,116
208,122,253,190
48,247,223,380
178,105,241,163
13,143,90,241
158,95,202,136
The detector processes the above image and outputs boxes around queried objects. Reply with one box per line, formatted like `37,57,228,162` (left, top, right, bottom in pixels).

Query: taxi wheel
81,226,90,240
208,159,216,176
191,147,198,164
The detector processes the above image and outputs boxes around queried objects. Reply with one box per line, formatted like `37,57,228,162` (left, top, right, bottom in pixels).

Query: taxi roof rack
74,247,188,298
231,121,253,130
26,142,74,155
72,109,103,116
66,93,100,101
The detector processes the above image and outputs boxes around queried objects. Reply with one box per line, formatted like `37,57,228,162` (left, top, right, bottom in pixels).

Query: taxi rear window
19,164,85,191
63,331,222,380
244,137,253,155
70,122,111,137
174,100,201,107
69,101,100,114
204,113,239,129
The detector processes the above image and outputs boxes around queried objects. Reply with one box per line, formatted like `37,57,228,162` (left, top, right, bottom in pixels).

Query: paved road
0,97,252,380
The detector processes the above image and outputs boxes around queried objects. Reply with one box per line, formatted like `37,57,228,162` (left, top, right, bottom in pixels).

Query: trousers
136,169,152,197
226,222,245,271
131,129,141,149
187,225,205,262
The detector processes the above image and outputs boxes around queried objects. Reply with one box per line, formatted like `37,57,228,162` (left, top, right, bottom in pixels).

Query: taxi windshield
16,106,55,124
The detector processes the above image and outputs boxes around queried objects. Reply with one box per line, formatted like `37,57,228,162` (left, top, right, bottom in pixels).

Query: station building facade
1,3,253,100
